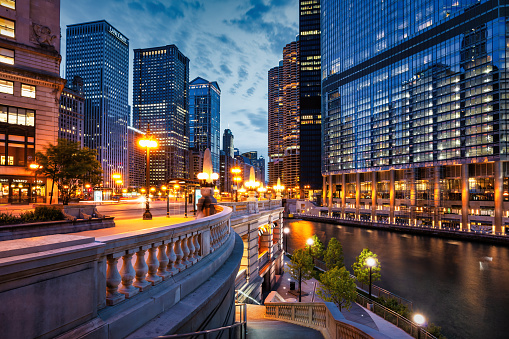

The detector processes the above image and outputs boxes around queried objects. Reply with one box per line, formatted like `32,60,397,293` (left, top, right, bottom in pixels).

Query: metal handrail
153,303,247,339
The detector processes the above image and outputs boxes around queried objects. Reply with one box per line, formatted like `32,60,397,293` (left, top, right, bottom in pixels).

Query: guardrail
356,294,437,339
102,205,232,307
220,199,282,217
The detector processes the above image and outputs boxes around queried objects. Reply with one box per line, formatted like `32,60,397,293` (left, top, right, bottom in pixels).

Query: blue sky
60,0,299,161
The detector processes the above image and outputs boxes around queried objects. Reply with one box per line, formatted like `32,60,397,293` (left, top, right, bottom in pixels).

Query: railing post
157,242,171,280
133,246,151,291
106,253,125,306
309,306,313,324
291,305,295,321
147,243,162,285
118,250,139,298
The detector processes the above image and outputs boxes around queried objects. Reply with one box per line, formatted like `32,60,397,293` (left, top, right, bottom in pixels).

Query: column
328,174,333,216
494,160,503,234
341,174,346,218
409,169,416,225
389,169,395,224
434,166,441,228
355,173,360,219
322,175,327,207
461,164,470,231
371,171,377,222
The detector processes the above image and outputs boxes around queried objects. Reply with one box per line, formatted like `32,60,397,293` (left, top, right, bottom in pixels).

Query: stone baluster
106,254,125,305
174,237,185,271
181,235,191,266
167,240,180,275
212,226,218,251
157,242,171,280
133,247,151,291
188,234,197,264
193,233,201,261
147,243,162,285
118,251,139,298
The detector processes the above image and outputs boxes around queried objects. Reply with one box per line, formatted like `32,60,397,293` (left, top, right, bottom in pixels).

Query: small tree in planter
352,248,381,298
35,139,102,205
286,248,314,302
317,266,357,311
309,234,325,261
324,237,344,270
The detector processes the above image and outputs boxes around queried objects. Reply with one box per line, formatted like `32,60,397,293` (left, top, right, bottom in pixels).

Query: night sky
60,0,299,161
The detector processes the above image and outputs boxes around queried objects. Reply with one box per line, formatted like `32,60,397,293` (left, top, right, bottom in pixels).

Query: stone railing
264,292,390,339
102,206,232,307
221,199,282,218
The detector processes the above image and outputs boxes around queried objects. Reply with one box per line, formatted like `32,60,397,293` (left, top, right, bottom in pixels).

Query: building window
0,80,13,94
0,48,14,64
0,0,15,10
0,17,14,38
21,84,35,98
0,105,35,126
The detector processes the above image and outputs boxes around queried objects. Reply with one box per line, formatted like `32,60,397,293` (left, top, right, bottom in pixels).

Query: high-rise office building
268,62,284,187
133,45,190,184
223,128,234,158
127,126,144,188
0,0,65,204
299,0,322,191
59,76,84,147
321,0,509,232
66,20,129,188
189,77,221,173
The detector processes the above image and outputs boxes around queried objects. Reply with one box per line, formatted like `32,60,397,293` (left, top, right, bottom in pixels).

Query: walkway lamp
273,178,285,200
245,167,260,202
29,163,41,203
112,173,121,195
257,185,267,200
139,128,158,220
174,183,180,202
162,185,169,218
413,314,425,339
306,237,314,256
366,257,377,298
283,227,290,253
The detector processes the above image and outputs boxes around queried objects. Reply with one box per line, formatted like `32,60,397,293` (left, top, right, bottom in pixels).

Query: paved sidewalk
245,304,324,339
276,256,412,338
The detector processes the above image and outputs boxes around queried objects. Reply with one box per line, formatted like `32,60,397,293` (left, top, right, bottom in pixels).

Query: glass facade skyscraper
133,45,190,184
223,128,234,158
66,20,129,187
321,0,509,232
189,77,221,173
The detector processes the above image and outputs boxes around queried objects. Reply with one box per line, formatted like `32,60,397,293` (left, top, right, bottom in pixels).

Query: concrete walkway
276,256,412,338
245,304,324,339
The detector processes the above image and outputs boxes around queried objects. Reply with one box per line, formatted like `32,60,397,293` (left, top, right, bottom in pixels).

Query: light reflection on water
286,220,509,339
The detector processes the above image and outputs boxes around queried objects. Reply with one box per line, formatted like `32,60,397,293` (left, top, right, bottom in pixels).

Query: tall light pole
307,238,314,256
112,173,121,196
139,129,158,220
231,166,241,202
283,227,290,253
366,257,377,298
29,163,41,203
162,186,169,218
413,314,425,339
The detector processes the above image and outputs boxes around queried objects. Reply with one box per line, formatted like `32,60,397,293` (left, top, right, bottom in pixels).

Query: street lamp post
413,314,425,339
283,227,290,253
231,167,241,203
307,238,314,256
366,257,377,298
139,129,158,220
174,184,180,202
29,163,41,203
162,186,169,218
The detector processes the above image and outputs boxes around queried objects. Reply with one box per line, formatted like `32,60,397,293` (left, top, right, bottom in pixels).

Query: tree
352,248,381,293
310,234,325,260
324,237,344,270
317,266,357,311
35,139,102,205
286,248,314,302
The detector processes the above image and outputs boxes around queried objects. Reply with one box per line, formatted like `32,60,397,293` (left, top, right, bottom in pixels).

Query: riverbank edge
289,214,509,246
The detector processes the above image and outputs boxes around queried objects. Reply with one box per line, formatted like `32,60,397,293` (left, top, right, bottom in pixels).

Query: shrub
426,322,447,339
0,206,64,226
33,206,64,221
377,296,411,318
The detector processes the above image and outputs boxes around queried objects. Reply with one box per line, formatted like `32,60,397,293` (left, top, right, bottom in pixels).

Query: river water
286,219,509,339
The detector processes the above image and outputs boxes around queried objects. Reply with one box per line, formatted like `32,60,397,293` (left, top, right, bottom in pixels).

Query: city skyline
60,0,299,161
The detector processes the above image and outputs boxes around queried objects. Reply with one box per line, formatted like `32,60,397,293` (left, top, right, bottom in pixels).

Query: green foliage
310,234,325,259
35,139,102,205
377,296,410,318
324,237,344,270
352,248,381,286
425,322,447,339
286,248,314,301
0,206,64,226
317,266,357,311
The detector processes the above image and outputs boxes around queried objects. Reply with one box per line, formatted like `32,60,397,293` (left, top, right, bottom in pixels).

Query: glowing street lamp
283,227,290,252
413,314,425,339
231,166,242,202
273,177,285,200
139,127,158,220
257,185,267,200
366,257,377,298
245,167,260,202
29,163,41,203
307,237,314,256
162,185,170,218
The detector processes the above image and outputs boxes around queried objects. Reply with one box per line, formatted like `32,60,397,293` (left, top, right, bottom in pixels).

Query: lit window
0,47,13,64
0,80,13,94
0,17,14,38
21,84,35,98
0,0,15,10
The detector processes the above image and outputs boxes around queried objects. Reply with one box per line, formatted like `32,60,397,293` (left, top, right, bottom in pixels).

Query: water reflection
286,220,509,339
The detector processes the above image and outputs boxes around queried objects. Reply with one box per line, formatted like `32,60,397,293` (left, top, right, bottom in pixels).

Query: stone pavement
245,304,324,339
276,256,412,338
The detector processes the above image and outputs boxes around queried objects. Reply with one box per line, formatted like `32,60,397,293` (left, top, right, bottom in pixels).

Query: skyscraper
299,0,322,191
189,77,221,173
223,128,234,158
321,0,509,232
66,20,129,188
268,61,283,187
59,76,84,147
133,45,190,183
0,0,65,204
